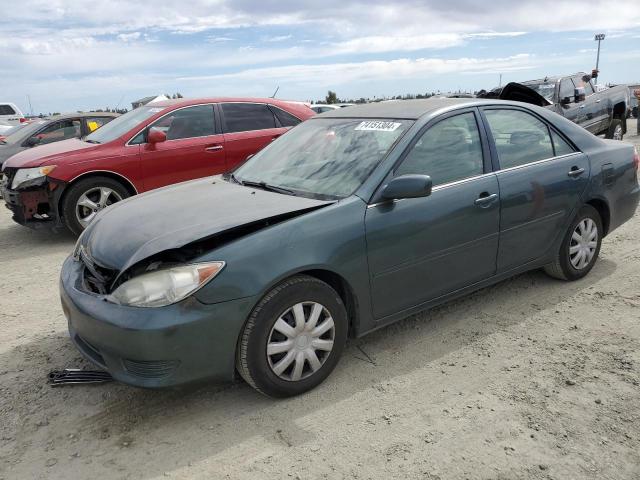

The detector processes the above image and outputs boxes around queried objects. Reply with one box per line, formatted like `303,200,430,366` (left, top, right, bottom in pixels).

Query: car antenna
270,86,280,98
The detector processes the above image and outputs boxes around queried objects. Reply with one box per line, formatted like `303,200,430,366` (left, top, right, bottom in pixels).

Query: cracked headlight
11,165,57,189
108,262,225,307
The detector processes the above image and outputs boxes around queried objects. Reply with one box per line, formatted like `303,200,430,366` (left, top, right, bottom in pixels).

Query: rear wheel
61,176,129,235
605,118,624,140
544,205,602,281
236,275,348,397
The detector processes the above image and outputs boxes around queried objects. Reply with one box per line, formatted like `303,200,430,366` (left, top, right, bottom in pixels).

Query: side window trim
126,103,218,146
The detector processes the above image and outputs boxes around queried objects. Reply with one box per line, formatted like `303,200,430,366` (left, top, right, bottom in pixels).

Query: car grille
79,248,117,294
122,359,180,379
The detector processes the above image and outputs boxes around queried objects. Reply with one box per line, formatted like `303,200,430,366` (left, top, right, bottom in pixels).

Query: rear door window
484,109,554,169
395,112,484,186
221,103,277,133
551,130,575,156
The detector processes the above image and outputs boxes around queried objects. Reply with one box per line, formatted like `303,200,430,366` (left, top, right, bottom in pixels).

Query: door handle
595,99,601,103
579,105,585,109
205,145,223,152
474,192,498,206
567,167,585,177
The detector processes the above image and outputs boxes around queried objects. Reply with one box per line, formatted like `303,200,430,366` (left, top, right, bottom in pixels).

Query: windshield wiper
85,139,101,144
239,179,296,196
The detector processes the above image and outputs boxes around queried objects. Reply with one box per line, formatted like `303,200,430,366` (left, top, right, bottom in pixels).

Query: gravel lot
1,129,639,480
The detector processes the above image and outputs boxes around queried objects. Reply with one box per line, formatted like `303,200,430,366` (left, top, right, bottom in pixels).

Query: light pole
593,33,605,80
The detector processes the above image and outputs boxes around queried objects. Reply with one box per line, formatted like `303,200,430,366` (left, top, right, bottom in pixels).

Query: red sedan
1,98,314,234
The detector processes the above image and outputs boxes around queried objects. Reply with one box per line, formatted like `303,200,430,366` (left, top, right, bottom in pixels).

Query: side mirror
560,96,572,105
147,127,167,144
381,174,432,200
574,87,586,103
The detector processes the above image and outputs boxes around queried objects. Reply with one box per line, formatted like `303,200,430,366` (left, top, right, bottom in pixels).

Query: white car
0,102,25,127
310,104,341,114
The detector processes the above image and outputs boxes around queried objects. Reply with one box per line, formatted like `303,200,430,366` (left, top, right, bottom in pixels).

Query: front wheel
61,176,130,235
605,118,624,140
544,205,603,281
236,275,348,397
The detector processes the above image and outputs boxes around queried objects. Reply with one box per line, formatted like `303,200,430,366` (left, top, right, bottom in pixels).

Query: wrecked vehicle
60,98,640,397
1,98,313,235
478,73,628,140
0,113,118,169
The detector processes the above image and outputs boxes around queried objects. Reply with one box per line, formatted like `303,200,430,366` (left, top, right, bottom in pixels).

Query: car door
365,109,500,320
220,102,287,170
138,104,226,191
481,107,590,272
558,78,584,126
572,75,601,134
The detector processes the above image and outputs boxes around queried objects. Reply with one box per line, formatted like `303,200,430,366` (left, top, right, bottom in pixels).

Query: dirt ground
1,130,639,480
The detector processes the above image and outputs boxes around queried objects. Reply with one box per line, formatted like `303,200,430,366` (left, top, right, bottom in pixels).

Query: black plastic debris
48,369,113,386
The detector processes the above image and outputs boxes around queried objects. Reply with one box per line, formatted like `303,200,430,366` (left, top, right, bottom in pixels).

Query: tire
544,205,603,281
61,176,130,235
236,275,348,398
605,118,624,140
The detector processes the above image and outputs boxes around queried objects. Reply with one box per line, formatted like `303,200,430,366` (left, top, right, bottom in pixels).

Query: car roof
45,112,120,121
315,97,526,120
149,97,300,108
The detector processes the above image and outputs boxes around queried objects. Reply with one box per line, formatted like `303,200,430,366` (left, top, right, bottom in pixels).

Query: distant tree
325,91,338,104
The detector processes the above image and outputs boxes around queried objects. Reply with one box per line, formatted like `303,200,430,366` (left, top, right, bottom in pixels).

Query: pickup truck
479,72,628,140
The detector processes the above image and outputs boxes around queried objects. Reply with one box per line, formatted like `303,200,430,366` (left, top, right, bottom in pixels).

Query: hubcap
75,187,123,228
266,301,335,382
569,218,598,270
613,124,623,141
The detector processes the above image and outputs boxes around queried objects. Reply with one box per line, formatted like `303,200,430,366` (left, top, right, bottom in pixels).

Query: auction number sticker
355,121,401,132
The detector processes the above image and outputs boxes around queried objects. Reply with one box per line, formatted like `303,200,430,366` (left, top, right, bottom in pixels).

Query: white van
0,102,25,127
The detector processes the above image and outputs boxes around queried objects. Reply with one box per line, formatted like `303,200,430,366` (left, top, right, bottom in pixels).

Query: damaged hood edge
81,177,334,274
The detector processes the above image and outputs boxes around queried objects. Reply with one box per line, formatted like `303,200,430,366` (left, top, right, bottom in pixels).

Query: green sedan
60,98,640,397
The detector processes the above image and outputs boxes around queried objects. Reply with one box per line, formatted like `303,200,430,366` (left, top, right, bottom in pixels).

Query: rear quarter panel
583,139,639,233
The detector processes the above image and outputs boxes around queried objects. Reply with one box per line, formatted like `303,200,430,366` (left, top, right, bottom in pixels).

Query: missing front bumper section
47,368,113,386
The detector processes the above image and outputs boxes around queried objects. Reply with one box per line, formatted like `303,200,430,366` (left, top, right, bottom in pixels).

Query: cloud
117,32,141,42
177,53,537,86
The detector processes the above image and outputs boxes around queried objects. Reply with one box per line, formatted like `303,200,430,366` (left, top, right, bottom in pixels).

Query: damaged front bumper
60,256,257,388
1,174,65,230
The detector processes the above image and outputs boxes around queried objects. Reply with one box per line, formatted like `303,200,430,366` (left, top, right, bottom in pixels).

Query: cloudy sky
1,0,640,114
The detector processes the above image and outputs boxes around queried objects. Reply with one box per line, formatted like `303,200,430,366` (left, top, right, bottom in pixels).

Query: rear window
0,105,17,115
221,103,276,133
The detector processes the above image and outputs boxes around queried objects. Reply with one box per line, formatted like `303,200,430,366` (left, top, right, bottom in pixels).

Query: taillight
19,118,27,123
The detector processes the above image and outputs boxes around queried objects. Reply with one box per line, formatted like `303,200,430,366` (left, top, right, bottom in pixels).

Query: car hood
81,177,334,273
3,138,98,169
477,82,552,107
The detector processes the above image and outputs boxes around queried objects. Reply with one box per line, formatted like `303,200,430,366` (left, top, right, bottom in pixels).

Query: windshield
84,106,163,144
522,81,556,102
233,118,413,199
